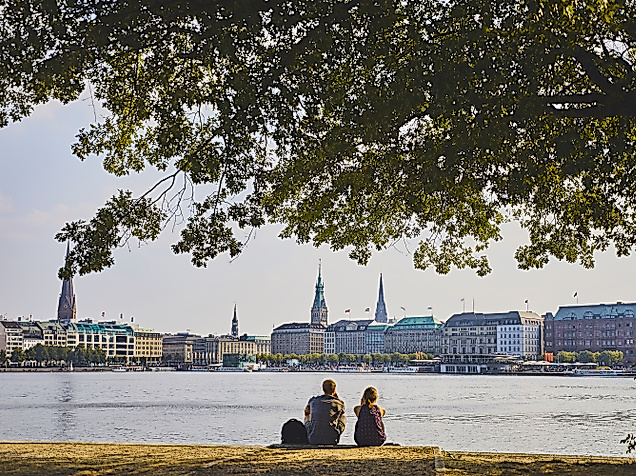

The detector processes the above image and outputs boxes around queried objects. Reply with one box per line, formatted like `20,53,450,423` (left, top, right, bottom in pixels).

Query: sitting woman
353,386,387,447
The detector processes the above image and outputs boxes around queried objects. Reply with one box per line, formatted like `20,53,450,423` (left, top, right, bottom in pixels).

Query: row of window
553,330,633,338
548,339,636,347
550,322,634,330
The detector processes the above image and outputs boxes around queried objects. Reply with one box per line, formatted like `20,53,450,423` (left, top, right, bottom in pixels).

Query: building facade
21,324,44,350
193,334,271,366
162,333,200,364
496,313,543,359
384,316,443,354
0,321,24,357
133,329,163,365
544,302,636,362
271,323,325,355
73,320,136,362
366,323,392,354
324,319,373,355
442,311,544,359
1,318,147,362
38,321,69,347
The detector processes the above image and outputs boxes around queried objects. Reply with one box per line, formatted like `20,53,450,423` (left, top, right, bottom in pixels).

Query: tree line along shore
1,344,630,376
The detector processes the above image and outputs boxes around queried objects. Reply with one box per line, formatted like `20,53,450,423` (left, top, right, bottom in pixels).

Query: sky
2,93,636,337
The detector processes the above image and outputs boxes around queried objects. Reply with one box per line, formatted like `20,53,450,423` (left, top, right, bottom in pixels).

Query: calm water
1,371,635,456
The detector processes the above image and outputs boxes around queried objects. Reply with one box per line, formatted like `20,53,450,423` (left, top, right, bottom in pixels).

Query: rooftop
445,311,542,327
273,322,326,331
392,316,444,329
551,302,636,321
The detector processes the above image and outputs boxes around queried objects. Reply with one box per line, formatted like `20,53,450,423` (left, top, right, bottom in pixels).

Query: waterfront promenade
1,442,634,475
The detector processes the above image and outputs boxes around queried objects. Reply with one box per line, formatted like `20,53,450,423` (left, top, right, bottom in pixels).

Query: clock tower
310,262,328,326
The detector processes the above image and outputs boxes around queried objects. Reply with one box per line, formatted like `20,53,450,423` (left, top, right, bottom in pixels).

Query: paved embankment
0,442,635,475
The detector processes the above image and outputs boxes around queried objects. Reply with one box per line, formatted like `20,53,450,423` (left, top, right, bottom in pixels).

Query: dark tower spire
310,261,328,326
231,303,239,338
374,273,388,323
57,243,77,323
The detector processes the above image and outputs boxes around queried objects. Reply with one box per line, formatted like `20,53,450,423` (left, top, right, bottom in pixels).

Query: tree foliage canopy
3,0,636,276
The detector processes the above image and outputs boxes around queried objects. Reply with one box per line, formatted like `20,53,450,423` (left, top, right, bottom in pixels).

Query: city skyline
2,97,636,336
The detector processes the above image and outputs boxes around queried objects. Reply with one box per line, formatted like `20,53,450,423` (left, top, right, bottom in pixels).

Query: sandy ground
0,442,635,475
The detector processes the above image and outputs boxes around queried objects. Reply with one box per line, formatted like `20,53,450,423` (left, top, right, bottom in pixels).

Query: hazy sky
1,94,635,336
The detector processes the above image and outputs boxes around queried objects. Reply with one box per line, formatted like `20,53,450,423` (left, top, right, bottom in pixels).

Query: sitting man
304,379,347,445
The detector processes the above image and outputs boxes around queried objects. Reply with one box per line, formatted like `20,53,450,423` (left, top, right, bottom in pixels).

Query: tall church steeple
374,273,388,323
231,303,239,338
310,261,328,326
57,243,76,323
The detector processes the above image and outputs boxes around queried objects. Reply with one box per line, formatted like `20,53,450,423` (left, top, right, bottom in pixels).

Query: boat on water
335,366,371,373
384,366,418,373
111,367,127,372
571,368,626,377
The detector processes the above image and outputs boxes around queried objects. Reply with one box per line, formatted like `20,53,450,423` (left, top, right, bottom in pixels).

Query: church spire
231,303,239,338
57,243,76,323
311,261,328,326
374,273,388,323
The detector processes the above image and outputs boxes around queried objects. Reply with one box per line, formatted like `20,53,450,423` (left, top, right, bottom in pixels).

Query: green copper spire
311,261,328,326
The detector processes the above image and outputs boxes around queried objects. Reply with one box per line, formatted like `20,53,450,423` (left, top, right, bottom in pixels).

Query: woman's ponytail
362,386,378,408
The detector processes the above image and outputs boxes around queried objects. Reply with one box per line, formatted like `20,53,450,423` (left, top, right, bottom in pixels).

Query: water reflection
54,377,76,440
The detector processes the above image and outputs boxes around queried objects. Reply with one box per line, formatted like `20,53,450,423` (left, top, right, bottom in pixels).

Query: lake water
1,371,635,456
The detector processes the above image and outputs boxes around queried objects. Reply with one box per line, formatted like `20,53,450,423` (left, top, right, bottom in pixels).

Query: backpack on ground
281,418,309,444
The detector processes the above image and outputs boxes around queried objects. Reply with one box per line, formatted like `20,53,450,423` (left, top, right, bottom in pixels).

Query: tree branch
261,0,362,91
570,45,623,95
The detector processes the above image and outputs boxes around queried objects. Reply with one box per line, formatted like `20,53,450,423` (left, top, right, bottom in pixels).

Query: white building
324,319,373,355
0,321,24,357
443,311,544,360
497,316,542,359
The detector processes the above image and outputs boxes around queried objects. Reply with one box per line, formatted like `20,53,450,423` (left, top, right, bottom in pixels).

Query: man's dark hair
322,379,336,395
